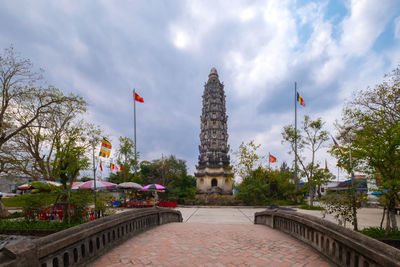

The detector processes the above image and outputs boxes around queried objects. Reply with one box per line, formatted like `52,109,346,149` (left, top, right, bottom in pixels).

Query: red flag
269,154,277,163
134,92,144,103
120,166,124,171
100,161,103,172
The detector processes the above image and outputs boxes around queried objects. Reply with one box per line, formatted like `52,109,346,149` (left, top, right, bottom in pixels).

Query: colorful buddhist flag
134,92,144,103
99,138,112,158
297,92,306,107
331,136,344,155
269,154,277,163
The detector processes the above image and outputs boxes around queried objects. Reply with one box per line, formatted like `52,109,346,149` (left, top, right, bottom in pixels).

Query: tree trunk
385,204,391,236
308,181,314,206
380,207,385,228
0,199,9,217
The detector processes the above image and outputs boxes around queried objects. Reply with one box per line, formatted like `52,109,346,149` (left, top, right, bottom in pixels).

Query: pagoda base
195,167,233,195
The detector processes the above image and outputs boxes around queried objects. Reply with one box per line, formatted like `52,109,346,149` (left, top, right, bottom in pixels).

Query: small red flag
100,161,103,172
269,154,277,163
134,92,144,103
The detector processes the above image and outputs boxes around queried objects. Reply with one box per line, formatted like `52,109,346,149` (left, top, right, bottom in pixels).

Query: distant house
0,175,32,193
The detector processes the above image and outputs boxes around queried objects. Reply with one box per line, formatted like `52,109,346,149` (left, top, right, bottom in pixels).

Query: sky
1,0,399,181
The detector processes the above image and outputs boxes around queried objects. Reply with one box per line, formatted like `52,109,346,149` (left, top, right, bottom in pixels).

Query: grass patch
0,220,81,231
359,227,400,239
298,204,325,210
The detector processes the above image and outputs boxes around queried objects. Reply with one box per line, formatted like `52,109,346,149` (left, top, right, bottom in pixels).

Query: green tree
312,166,335,198
338,66,400,233
237,164,297,205
232,140,265,181
282,115,329,206
139,155,196,201
51,127,89,223
107,136,139,184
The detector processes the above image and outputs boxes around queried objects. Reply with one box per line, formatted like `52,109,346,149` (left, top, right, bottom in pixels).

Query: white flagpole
133,89,137,175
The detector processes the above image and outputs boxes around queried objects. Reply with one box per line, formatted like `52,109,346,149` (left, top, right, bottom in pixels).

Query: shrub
359,227,400,239
0,220,79,231
298,204,325,210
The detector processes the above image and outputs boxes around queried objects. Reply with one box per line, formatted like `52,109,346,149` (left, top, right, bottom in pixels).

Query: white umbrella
117,182,143,190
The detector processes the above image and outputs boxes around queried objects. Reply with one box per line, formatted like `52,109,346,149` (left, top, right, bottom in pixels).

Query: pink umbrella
17,184,31,190
141,184,166,191
76,180,117,190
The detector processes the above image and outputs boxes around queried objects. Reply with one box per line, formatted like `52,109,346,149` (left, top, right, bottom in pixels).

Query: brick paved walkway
89,223,332,267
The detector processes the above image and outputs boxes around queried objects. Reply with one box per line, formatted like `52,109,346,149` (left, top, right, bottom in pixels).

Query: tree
0,46,80,150
139,155,196,201
282,115,329,206
338,66,400,233
51,127,89,223
107,136,140,184
232,140,265,181
0,90,87,179
312,166,335,198
237,165,297,205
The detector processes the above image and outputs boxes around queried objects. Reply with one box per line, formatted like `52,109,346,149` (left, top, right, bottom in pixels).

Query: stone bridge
1,207,399,267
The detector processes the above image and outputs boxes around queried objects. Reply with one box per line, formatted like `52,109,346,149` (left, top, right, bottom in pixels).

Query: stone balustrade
1,207,182,267
254,209,400,267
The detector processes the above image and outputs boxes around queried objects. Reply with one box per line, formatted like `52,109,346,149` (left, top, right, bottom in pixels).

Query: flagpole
294,82,298,184
92,141,97,219
268,152,271,169
133,88,137,175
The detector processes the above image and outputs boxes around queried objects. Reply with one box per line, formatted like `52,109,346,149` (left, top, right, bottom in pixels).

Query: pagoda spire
195,68,232,195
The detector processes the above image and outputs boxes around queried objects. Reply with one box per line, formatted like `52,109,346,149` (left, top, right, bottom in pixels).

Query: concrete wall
255,210,400,267
0,207,182,267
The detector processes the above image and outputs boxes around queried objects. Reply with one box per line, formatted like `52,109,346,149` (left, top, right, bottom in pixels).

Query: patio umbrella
44,180,62,187
75,180,117,190
117,182,143,190
141,184,166,191
71,182,84,190
17,184,31,190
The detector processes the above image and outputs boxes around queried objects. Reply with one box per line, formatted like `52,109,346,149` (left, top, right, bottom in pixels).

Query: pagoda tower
195,68,233,195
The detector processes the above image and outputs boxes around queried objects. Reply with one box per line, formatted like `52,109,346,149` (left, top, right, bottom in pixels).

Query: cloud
1,0,400,179
395,16,400,39
340,0,397,56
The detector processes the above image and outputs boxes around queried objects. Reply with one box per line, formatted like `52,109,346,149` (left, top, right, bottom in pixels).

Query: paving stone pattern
89,223,332,267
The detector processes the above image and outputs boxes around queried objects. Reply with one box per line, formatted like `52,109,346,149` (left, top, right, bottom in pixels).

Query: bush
359,227,400,239
2,193,57,207
191,195,243,206
298,204,325,210
0,220,80,231
0,211,24,219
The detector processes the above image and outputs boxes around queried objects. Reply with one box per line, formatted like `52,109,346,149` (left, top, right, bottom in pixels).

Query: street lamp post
82,136,100,219
91,140,98,219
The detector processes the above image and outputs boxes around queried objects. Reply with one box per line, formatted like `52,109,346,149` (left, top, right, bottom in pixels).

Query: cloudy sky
1,0,399,180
